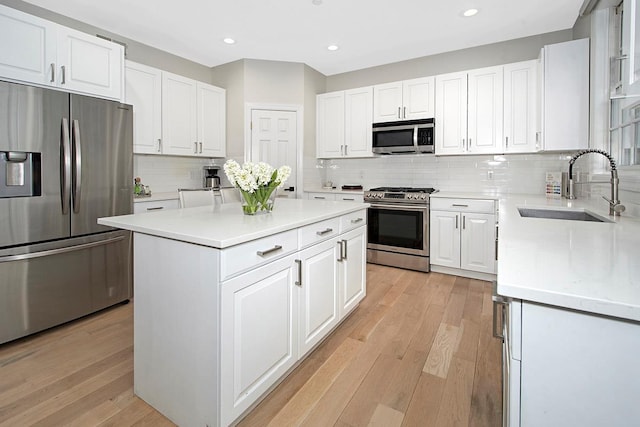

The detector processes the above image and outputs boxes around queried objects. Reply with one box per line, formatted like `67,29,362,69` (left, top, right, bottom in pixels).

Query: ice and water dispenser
0,151,41,198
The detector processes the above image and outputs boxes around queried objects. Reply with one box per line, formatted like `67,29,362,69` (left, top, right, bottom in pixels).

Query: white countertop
99,198,368,249
497,195,640,322
133,191,179,203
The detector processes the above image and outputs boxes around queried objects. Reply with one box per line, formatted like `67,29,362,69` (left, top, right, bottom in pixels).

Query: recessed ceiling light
223,38,235,44
312,0,323,5
463,8,479,17
327,45,339,51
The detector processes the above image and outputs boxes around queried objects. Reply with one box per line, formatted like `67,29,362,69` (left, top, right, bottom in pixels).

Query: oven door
367,203,429,256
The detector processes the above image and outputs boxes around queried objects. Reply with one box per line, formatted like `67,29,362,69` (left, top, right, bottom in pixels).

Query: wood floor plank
367,403,405,427
423,323,460,379
402,372,446,427
455,319,481,363
434,357,476,427
380,348,428,413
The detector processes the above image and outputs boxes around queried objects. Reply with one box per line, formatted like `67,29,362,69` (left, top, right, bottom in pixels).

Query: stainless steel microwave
372,118,434,154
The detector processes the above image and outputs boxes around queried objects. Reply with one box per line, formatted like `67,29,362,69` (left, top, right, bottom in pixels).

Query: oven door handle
368,203,429,212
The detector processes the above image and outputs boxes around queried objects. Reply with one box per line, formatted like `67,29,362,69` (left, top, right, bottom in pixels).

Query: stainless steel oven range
364,187,437,272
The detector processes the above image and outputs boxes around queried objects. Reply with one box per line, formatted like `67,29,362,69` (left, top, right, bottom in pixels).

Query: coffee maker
203,166,220,188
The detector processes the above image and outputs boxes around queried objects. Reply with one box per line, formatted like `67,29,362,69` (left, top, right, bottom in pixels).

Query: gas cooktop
364,187,438,204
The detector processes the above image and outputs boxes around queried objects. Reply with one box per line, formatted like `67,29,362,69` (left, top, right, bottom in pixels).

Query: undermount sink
518,208,612,223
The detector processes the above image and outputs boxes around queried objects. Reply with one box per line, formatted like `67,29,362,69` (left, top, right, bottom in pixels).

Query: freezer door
0,81,70,247
0,230,132,344
70,95,133,236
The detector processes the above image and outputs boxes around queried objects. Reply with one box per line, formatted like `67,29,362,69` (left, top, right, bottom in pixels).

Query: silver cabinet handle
452,204,468,207
397,106,401,119
344,144,348,155
403,106,406,119
337,241,343,261
455,215,459,229
71,119,82,214
462,215,466,229
341,239,347,260
147,206,164,211
468,138,472,151
343,198,355,201
295,259,302,286
505,136,509,148
314,196,326,200
194,142,198,154
199,142,203,153
351,218,363,223
316,228,333,236
495,224,499,261
50,63,55,83
257,245,282,257
157,138,162,153
462,138,465,150
61,65,66,84
492,295,507,340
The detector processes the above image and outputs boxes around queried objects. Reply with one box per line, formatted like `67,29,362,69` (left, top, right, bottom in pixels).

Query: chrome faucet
568,149,625,216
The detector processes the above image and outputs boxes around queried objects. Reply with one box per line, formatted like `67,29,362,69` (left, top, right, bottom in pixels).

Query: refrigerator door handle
72,119,82,213
60,118,71,214
0,235,126,263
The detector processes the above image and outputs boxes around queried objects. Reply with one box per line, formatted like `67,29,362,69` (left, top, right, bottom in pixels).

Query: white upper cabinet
373,76,435,122
317,87,373,158
467,66,504,154
125,61,162,154
503,60,538,153
537,38,589,151
0,4,123,100
197,82,226,158
435,71,468,155
162,72,198,156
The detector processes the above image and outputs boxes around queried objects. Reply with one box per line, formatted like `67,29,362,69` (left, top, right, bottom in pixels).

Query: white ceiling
22,0,585,76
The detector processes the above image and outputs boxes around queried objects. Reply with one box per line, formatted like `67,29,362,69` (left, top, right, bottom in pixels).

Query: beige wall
210,60,246,160
0,0,213,82
326,30,573,92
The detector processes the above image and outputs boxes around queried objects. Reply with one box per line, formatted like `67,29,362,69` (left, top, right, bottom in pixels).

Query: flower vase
239,188,277,215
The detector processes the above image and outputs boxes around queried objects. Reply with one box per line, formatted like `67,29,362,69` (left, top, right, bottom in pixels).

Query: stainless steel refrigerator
0,80,133,345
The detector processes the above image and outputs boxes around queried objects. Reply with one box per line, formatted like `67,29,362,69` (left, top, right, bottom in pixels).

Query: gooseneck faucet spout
568,149,625,216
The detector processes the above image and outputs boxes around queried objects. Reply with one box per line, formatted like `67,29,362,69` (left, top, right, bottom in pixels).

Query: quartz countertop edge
99,199,369,249
496,194,640,322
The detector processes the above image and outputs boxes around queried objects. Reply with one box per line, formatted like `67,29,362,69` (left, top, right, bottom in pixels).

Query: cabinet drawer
220,230,298,280
299,217,341,248
430,198,495,213
340,209,367,232
306,192,336,201
336,193,364,202
133,199,179,213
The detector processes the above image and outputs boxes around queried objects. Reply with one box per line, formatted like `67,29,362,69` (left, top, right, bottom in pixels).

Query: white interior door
251,109,298,198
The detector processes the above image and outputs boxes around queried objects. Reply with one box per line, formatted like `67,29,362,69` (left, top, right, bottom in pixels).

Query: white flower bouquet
223,160,291,214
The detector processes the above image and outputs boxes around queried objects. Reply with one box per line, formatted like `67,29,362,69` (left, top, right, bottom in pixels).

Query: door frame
244,103,303,199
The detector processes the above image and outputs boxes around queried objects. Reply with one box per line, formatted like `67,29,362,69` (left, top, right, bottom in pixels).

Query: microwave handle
413,126,419,153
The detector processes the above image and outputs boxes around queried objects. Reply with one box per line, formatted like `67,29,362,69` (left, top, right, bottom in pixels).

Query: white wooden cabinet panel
57,27,123,100
299,217,341,248
435,72,468,155
133,198,179,214
125,61,162,154
316,91,345,158
306,192,336,201
197,82,226,157
339,209,367,232
0,5,56,85
430,210,461,268
467,66,503,154
373,82,403,122
403,76,435,120
162,71,198,156
297,238,340,357
344,86,373,157
503,60,537,153
460,212,495,274
220,254,298,426
336,193,364,203
338,227,366,317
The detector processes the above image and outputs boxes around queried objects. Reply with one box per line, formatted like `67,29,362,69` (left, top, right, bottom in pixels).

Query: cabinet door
373,81,403,122
0,5,57,86
57,27,123,100
344,86,373,157
467,66,503,154
429,210,461,268
460,212,496,274
403,76,435,120
220,255,298,426
504,61,537,153
338,227,366,318
435,72,468,155
162,72,198,156
125,61,162,154
298,238,340,357
197,82,226,158
316,91,345,158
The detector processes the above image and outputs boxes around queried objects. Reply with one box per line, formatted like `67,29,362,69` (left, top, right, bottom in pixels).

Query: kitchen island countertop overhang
99,198,369,248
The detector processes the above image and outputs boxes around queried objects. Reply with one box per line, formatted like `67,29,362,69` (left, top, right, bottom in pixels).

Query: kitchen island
98,199,368,427
496,195,640,427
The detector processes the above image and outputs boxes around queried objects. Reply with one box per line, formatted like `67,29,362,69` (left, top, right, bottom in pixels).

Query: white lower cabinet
220,254,299,426
220,217,367,425
132,198,179,213
430,198,496,276
306,192,364,202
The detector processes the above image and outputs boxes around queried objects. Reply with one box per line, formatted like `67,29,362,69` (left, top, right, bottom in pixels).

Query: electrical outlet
487,170,494,180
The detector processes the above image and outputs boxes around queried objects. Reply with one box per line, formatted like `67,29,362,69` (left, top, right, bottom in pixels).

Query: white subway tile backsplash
134,155,222,193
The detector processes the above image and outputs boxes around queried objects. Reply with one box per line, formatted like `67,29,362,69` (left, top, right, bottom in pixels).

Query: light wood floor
0,264,501,426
